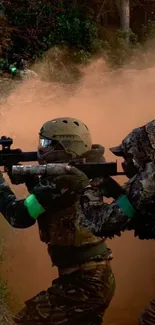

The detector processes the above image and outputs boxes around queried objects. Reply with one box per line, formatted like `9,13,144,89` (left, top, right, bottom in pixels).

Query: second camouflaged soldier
78,119,155,240
78,119,155,325
0,117,115,325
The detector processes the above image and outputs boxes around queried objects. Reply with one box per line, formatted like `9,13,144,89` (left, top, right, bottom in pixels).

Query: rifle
12,162,125,179
0,136,37,167
0,136,124,178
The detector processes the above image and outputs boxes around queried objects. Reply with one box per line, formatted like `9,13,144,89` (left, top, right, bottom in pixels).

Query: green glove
54,166,89,194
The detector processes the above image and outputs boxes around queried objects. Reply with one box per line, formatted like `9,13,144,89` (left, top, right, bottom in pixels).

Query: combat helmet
38,117,92,163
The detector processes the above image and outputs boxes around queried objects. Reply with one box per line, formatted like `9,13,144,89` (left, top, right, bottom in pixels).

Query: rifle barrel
12,162,125,178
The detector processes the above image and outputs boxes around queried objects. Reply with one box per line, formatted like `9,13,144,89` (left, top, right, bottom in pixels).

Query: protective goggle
38,138,60,149
39,138,54,147
39,137,73,148
38,137,73,153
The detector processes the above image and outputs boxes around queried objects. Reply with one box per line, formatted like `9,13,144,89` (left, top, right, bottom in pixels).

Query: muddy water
1,61,155,324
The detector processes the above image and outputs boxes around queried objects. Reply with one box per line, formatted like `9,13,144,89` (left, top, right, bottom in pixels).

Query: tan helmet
38,117,92,163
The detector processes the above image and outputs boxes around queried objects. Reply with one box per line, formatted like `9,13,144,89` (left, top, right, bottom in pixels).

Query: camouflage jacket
0,145,112,268
78,162,155,240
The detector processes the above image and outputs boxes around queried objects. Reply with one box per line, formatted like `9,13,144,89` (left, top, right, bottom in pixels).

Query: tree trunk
120,0,130,41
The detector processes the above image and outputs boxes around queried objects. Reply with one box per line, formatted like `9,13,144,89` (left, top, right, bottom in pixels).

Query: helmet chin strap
37,148,75,164
65,148,81,158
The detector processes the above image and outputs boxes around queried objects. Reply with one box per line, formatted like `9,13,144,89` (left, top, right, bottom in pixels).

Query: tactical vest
37,145,111,269
37,199,110,268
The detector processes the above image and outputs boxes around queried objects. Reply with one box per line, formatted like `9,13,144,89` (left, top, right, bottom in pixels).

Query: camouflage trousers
14,261,115,325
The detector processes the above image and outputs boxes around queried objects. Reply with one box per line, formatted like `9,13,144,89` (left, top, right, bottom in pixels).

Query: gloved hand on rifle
32,166,123,209
53,166,123,199
90,176,123,199
32,165,90,209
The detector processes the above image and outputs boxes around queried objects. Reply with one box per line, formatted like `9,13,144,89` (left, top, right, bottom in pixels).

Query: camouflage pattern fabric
139,300,155,325
110,119,155,169
10,144,115,325
77,120,155,240
33,145,112,269
107,121,155,324
123,162,155,239
77,184,131,238
14,261,115,325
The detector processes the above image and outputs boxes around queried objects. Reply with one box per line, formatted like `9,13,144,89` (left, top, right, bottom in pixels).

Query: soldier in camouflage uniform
78,119,155,240
78,119,155,325
0,117,115,325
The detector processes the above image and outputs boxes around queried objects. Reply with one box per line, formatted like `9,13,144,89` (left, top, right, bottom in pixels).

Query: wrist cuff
116,195,135,219
24,194,45,219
